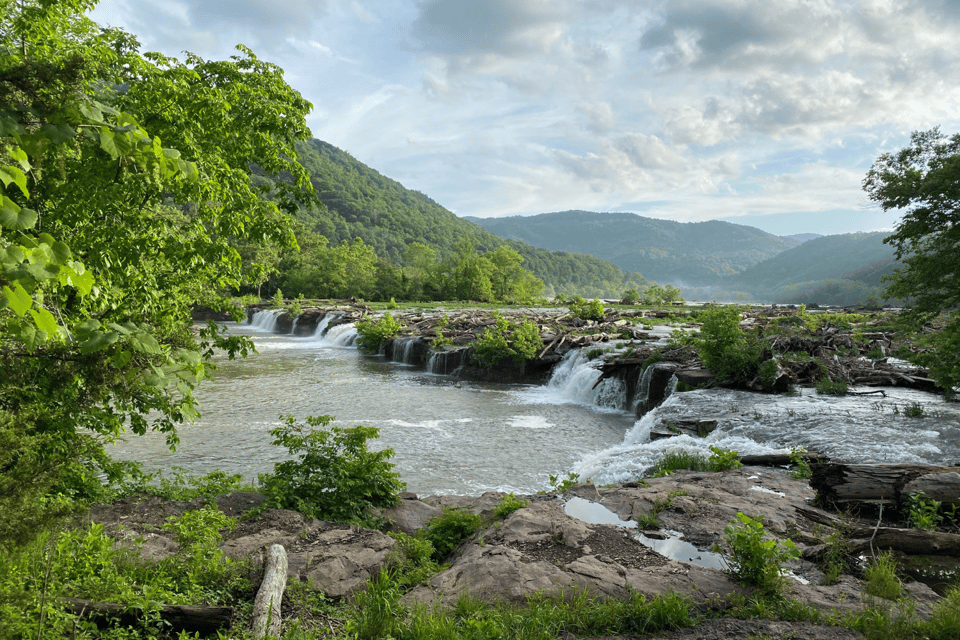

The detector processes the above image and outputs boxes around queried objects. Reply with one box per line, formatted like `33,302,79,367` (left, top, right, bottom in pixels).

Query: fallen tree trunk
64,599,232,634
803,528,960,560
252,544,288,639
810,463,960,507
739,452,828,466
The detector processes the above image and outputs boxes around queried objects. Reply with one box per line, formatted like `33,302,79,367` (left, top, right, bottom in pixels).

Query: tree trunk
739,452,828,466
810,463,960,507
63,599,232,634
252,544,288,639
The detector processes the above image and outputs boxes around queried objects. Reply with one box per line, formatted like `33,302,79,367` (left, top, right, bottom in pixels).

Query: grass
863,552,902,600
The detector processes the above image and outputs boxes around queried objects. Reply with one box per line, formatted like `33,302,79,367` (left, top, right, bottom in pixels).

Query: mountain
724,232,897,305
287,140,651,297
782,233,822,245
464,211,795,285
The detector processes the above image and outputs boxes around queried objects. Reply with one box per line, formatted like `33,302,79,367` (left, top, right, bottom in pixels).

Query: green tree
0,1,313,543
695,306,763,384
864,128,960,395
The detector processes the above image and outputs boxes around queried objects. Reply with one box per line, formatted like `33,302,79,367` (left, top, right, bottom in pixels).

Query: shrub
493,493,528,519
707,445,743,471
788,446,812,479
758,358,780,389
905,491,942,531
424,507,484,561
472,313,542,372
270,288,284,308
286,293,305,318
569,296,605,322
904,401,925,418
815,378,848,395
258,414,405,523
723,512,799,594
695,306,763,384
355,311,402,354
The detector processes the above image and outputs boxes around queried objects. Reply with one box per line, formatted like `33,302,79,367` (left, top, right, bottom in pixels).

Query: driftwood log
811,463,960,507
795,504,960,559
252,544,288,639
63,598,232,634
738,452,828,466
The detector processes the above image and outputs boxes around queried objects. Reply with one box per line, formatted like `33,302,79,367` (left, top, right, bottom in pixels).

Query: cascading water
311,312,339,339
541,350,627,410
319,322,358,347
393,337,420,365
248,309,283,332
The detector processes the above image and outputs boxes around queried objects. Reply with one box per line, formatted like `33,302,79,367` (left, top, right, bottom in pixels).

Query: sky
88,0,960,237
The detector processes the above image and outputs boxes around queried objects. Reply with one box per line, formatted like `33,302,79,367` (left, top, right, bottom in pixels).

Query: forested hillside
466,211,795,285
725,232,897,305
264,140,652,299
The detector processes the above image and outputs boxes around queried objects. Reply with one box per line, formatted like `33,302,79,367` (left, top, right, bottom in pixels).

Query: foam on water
570,385,960,485
507,415,554,430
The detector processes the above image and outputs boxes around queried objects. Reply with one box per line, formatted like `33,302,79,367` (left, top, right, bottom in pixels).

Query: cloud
91,0,330,56
410,0,569,58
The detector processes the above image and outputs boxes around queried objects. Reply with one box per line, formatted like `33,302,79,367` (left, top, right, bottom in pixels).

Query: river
107,316,960,496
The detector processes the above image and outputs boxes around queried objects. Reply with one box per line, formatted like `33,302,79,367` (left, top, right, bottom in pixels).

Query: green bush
424,507,484,561
493,493,528,519
258,414,405,523
788,446,812,479
355,311,402,354
695,306,763,384
472,313,542,372
758,358,780,389
723,512,799,594
815,378,848,395
569,296,605,322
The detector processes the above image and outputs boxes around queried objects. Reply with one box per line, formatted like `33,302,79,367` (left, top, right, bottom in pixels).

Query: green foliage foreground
0,0,314,545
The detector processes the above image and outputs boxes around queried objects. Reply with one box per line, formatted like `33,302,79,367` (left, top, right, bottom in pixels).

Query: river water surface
107,320,960,496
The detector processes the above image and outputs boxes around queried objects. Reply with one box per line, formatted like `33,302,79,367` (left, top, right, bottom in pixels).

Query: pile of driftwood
803,463,960,561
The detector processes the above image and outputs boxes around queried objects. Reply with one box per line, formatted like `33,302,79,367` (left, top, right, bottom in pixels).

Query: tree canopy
864,128,960,394
0,0,314,542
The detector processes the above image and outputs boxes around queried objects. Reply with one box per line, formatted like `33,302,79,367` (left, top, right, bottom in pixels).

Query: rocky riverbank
89,465,955,639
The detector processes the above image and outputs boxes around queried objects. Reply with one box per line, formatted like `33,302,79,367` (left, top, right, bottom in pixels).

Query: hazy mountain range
292,140,896,305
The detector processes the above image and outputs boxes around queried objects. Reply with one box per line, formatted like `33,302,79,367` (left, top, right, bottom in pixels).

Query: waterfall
544,350,627,410
290,317,298,335
631,364,656,413
426,348,469,376
632,363,678,416
311,312,339,339
395,337,419,365
319,322,358,347
248,309,282,333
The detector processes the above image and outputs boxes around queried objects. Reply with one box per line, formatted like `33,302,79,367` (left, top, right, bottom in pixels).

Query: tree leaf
1,282,32,317
0,199,37,230
99,127,118,158
0,165,29,197
29,306,60,340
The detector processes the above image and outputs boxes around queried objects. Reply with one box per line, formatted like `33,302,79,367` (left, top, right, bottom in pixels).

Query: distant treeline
241,140,653,301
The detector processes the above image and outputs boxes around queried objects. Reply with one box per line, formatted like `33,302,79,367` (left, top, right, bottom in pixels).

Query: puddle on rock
634,530,728,571
563,497,727,571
